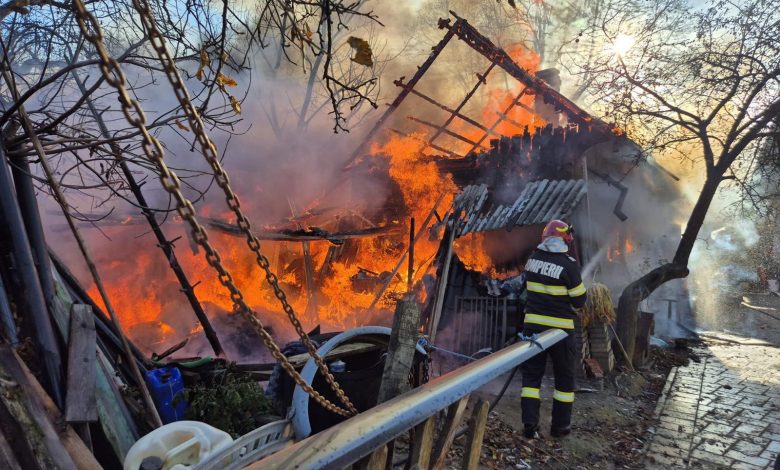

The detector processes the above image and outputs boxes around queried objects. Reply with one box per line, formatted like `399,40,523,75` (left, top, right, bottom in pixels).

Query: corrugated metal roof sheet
446,179,587,237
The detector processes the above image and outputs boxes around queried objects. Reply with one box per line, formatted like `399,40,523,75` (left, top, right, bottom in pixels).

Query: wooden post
366,194,445,313
287,198,318,317
431,395,470,470
377,300,423,403
429,226,457,344
302,240,319,316
409,416,436,470
461,400,490,470
367,444,389,470
65,305,98,450
407,218,415,293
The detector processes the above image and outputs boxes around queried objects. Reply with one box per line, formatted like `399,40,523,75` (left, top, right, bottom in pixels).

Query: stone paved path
644,337,780,469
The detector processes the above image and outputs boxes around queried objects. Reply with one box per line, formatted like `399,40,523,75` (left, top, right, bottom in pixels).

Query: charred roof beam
394,79,501,139
344,18,462,168
425,62,497,149
440,12,620,136
407,116,490,150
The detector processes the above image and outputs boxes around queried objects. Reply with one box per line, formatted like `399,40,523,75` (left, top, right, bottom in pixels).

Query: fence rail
246,329,567,470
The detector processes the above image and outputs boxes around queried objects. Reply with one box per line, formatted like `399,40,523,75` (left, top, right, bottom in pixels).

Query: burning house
317,14,687,365
0,7,697,468
36,12,686,365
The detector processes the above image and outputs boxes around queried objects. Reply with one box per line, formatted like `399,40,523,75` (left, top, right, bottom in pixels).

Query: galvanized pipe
252,329,567,470
12,155,57,321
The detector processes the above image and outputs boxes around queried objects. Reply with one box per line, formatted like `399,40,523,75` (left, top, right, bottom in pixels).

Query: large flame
85,43,543,355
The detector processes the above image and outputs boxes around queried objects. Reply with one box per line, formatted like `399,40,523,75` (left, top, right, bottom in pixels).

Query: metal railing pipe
250,329,567,470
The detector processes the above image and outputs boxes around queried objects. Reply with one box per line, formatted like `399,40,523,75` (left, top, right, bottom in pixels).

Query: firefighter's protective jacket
522,237,586,331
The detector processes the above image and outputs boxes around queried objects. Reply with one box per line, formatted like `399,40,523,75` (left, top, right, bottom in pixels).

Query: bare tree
256,1,390,138
0,0,382,217
570,0,780,361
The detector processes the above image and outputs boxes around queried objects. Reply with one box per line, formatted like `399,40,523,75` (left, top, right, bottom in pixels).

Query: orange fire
83,43,545,354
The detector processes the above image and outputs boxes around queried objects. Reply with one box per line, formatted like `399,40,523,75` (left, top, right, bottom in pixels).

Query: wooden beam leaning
5,345,102,470
429,226,457,344
70,72,223,357
0,345,78,470
461,400,490,470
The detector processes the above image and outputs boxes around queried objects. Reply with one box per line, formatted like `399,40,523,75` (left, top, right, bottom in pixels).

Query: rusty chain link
129,0,357,415
73,0,356,417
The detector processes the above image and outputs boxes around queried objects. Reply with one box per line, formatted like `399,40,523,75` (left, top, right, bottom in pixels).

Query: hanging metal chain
128,0,356,415
72,0,355,417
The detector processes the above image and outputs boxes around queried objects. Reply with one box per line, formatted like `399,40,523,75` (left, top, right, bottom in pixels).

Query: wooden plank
378,300,423,403
66,304,98,423
286,342,381,367
409,416,436,469
461,400,490,470
367,444,388,470
432,396,470,470
48,270,139,460
10,347,102,469
0,346,78,470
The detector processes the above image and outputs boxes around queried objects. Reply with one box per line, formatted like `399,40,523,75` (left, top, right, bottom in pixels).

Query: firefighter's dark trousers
520,331,575,430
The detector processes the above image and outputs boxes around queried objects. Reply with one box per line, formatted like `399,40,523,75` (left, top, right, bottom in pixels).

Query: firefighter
520,219,586,438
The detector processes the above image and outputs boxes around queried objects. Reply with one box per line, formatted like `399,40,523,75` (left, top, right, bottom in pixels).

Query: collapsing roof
444,180,587,237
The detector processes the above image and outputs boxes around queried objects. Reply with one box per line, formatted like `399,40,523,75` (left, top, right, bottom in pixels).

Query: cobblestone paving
644,338,780,469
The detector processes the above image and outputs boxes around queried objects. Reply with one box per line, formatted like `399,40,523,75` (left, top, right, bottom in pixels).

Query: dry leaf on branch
175,119,190,132
229,96,241,114
7,0,30,14
195,48,210,81
347,36,373,67
216,73,238,88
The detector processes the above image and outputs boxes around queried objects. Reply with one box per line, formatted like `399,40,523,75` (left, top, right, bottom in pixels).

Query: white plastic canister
124,421,233,470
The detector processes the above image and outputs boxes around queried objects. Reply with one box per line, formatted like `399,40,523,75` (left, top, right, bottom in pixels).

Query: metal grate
453,297,508,354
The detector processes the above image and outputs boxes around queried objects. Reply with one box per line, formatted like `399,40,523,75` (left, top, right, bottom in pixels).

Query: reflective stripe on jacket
523,248,586,330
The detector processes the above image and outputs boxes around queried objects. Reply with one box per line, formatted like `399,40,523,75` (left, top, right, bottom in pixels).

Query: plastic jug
123,421,233,470
146,366,187,424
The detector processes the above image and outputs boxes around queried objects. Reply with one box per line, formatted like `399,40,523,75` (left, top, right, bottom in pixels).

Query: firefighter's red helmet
542,219,574,243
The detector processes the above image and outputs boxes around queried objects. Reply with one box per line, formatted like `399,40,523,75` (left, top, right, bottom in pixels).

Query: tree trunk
616,176,721,363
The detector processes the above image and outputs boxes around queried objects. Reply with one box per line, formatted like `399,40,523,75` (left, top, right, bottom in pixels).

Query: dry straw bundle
581,283,617,328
